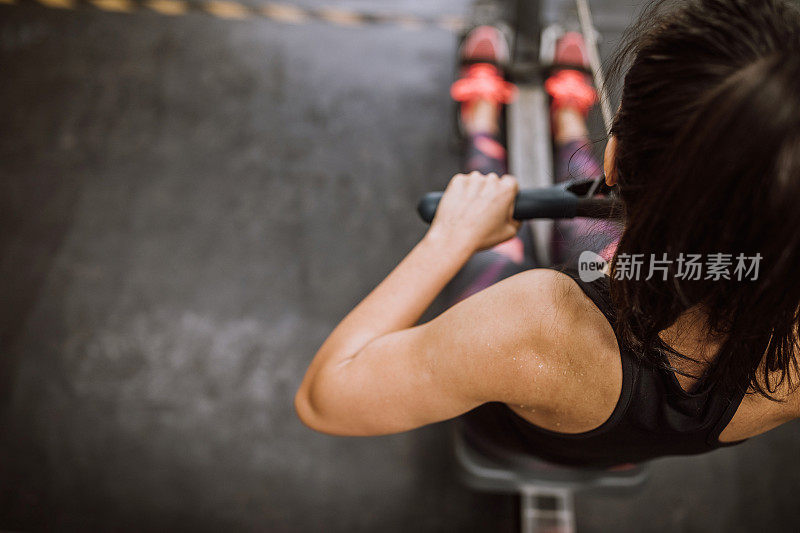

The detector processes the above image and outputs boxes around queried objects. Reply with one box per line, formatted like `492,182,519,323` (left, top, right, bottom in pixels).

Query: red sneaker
554,31,590,68
545,32,597,116
458,24,510,64
451,25,517,134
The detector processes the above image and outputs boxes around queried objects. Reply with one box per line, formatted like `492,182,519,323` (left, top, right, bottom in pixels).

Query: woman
295,0,800,467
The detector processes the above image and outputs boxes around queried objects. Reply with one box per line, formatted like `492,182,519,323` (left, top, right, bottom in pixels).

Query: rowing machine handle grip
417,187,579,224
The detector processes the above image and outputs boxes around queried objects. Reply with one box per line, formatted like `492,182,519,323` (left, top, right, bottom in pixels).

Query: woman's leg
445,98,531,306
443,27,530,308
546,33,622,267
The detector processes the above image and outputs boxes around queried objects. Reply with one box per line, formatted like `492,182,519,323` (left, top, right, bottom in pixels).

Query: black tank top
462,267,749,468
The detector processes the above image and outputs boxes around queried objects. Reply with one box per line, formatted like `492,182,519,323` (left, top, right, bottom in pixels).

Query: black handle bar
417,179,621,223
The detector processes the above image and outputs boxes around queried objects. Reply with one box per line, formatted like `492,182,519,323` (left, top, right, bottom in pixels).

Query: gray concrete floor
1,0,799,531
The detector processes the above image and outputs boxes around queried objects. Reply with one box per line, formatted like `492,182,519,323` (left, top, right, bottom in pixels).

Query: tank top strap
554,266,617,324
706,383,749,446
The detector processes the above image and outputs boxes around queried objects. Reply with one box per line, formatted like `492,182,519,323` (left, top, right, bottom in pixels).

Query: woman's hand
427,171,520,252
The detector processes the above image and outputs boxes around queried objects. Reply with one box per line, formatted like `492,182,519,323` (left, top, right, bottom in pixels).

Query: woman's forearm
302,230,475,376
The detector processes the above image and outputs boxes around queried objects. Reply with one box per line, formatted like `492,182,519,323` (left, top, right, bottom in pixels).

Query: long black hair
608,0,800,399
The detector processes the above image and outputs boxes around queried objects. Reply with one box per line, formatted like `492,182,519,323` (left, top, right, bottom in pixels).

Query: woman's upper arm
295,269,588,436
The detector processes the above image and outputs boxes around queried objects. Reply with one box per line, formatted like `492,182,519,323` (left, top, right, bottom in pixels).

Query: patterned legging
443,133,622,306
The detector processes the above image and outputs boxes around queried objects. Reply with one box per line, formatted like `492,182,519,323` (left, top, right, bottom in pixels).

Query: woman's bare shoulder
503,268,616,340
484,268,623,432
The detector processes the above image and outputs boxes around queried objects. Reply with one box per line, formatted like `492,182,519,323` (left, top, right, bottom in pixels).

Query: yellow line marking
91,0,134,12
393,15,424,31
260,2,308,24
145,0,188,15
19,0,462,33
437,16,465,32
316,7,364,27
37,0,75,9
204,0,249,19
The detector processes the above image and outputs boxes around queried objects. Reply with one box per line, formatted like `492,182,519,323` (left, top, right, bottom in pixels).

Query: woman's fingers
447,172,519,210
500,174,518,190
